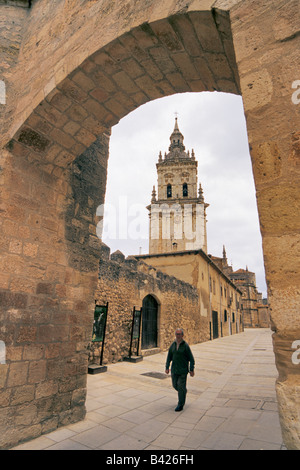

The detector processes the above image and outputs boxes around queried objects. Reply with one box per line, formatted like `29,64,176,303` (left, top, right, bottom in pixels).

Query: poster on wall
92,303,108,342
88,302,109,373
132,309,142,340
124,307,143,362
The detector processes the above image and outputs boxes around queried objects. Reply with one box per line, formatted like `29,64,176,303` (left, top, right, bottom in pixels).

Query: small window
183,183,188,197
167,184,172,198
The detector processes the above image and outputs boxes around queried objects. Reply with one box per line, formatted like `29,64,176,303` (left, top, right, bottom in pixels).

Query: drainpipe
207,262,212,340
219,273,223,337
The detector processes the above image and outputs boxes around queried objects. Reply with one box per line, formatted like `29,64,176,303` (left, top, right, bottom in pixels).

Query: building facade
229,268,270,328
137,249,244,341
91,243,209,365
211,247,270,328
91,119,246,364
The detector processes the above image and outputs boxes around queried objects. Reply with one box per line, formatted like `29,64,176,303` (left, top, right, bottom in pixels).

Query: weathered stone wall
92,245,208,365
0,126,109,448
0,0,299,450
0,0,240,148
228,0,300,449
0,1,240,448
257,304,271,329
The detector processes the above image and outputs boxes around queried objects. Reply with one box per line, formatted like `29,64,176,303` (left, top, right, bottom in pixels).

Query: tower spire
174,115,179,131
169,116,185,153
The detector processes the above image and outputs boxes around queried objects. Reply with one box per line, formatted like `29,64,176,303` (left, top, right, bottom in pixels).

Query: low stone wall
90,245,209,365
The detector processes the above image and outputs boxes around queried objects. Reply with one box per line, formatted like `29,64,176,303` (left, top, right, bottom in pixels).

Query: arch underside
8,10,240,158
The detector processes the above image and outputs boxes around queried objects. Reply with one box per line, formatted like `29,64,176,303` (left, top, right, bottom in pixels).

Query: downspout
207,262,212,340
219,273,223,337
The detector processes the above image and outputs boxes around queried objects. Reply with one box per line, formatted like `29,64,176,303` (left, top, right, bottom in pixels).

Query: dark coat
165,340,195,375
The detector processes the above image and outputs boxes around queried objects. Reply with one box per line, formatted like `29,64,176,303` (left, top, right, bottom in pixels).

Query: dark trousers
171,373,187,407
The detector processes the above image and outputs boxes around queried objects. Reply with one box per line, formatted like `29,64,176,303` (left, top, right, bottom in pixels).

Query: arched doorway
142,295,158,350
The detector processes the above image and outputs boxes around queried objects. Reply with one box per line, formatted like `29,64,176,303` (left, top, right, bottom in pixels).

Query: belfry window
183,183,188,197
167,184,172,198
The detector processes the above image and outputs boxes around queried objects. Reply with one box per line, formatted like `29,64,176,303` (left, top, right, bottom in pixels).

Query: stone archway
0,0,299,449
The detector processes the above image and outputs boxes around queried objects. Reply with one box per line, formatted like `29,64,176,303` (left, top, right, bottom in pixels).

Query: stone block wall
91,245,209,365
0,130,109,449
0,0,299,450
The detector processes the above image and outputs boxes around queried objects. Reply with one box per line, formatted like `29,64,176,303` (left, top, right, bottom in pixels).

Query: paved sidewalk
12,328,285,450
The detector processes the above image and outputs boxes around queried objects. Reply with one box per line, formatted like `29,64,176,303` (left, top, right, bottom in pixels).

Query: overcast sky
100,91,267,298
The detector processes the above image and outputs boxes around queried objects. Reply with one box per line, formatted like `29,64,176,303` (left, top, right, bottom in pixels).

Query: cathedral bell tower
148,117,209,254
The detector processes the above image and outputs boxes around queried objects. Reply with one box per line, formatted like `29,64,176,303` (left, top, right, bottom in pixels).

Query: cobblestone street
12,328,285,451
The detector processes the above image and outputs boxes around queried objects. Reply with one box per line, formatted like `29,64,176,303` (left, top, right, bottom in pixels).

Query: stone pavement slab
11,328,286,451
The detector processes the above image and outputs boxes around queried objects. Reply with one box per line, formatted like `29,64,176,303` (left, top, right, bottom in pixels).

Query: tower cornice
156,159,197,169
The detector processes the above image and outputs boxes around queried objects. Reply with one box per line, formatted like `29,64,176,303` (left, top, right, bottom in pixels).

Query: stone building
211,246,270,328
92,240,243,367
91,243,209,365
137,249,244,340
136,118,244,341
229,267,270,328
91,118,244,364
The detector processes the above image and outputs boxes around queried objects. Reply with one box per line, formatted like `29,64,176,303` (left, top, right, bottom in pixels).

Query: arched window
183,183,188,197
167,184,172,198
